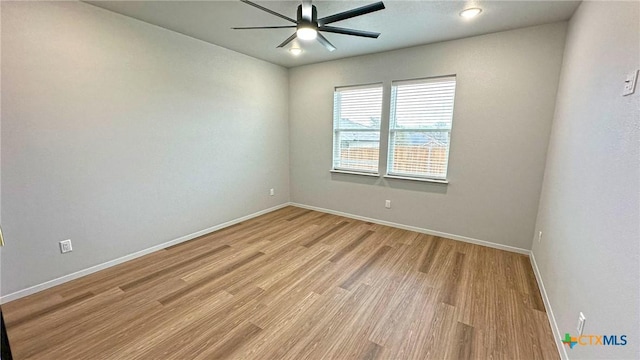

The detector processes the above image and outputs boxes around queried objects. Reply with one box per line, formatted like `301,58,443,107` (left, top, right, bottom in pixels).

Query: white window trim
332,83,383,174
383,174,448,184
386,75,456,182
330,169,380,177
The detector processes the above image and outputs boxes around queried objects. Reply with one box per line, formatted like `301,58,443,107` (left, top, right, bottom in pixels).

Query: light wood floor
3,206,558,359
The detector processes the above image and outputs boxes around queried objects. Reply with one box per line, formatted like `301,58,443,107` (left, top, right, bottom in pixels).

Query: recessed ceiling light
460,8,482,19
289,47,303,56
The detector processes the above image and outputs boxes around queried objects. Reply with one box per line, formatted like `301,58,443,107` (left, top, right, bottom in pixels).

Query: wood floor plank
7,288,129,358
286,209,313,221
280,283,375,360
450,321,474,360
249,287,352,360
158,251,265,305
418,235,443,274
412,302,458,360
127,287,264,360
225,246,314,295
519,255,546,311
368,271,427,347
3,206,559,360
329,229,375,263
340,245,392,290
441,251,466,306
4,292,93,328
301,283,383,359
392,283,439,359
256,250,331,305
195,321,262,360
23,291,164,359
55,249,173,298
251,222,323,254
119,244,231,291
302,221,349,248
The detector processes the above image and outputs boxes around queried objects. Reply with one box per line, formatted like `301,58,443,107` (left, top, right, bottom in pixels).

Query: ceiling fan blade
232,26,297,29
301,0,313,21
319,25,380,38
277,33,298,48
239,0,297,24
318,1,385,25
316,33,336,52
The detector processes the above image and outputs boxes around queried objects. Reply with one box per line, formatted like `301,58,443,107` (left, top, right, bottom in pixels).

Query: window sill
383,175,449,184
330,169,380,177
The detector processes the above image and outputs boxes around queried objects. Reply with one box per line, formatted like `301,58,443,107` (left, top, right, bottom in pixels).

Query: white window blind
387,76,456,180
333,84,383,173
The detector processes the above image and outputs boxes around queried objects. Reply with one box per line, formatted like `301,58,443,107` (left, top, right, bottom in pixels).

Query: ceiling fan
232,0,385,52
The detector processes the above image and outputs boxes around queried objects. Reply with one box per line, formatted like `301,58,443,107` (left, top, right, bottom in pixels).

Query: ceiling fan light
297,27,317,41
289,47,303,56
460,8,482,19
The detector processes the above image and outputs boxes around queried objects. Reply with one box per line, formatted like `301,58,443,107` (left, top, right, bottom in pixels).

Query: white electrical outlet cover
623,70,638,96
577,312,586,335
59,239,73,253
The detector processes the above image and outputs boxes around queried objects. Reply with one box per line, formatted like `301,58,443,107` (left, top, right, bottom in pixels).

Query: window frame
331,83,384,175
386,75,457,182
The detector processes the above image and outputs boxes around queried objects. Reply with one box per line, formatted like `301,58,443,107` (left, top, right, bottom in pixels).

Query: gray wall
289,23,567,250
532,1,639,358
0,1,289,295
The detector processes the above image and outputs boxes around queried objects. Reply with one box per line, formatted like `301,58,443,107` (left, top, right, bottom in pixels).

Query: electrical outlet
538,231,543,243
385,200,391,209
59,239,73,254
577,312,586,336
269,188,275,196
623,70,638,96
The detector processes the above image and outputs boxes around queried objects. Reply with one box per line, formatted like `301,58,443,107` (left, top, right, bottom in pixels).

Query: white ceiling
85,0,580,68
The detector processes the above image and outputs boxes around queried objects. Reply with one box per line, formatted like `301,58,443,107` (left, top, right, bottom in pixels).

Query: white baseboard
3,201,559,359
0,202,533,304
530,251,567,360
290,202,530,255
0,203,290,304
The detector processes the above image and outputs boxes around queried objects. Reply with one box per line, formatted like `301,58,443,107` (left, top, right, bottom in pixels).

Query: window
387,76,456,180
332,84,383,174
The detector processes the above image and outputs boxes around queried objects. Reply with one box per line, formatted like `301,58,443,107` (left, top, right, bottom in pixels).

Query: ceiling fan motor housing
297,4,318,31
